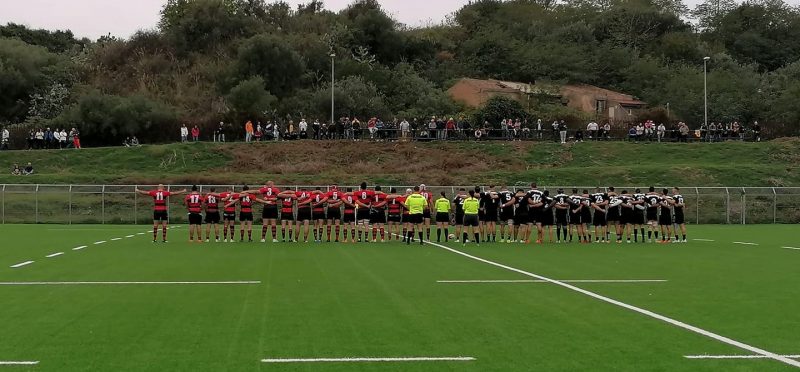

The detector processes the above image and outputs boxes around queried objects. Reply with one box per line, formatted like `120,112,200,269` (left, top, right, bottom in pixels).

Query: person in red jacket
191,125,200,142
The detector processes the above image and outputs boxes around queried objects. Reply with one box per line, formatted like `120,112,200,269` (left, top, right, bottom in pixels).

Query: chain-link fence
1,185,798,224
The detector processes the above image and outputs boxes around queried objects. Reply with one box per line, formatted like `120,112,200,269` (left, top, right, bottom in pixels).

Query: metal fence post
1,184,4,224
68,185,73,225
772,187,777,224
695,187,699,225
101,185,106,224
725,187,730,224
741,187,746,225
35,184,39,224
134,185,137,225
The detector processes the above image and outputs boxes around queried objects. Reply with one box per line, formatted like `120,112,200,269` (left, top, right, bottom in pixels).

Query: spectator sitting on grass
11,163,21,175
23,162,34,175
131,136,140,146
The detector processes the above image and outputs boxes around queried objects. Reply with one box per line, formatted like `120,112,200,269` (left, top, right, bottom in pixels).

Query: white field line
45,252,64,258
685,355,800,360
110,238,122,241
137,232,145,235
9,261,34,269
0,281,261,286
72,246,87,251
782,247,800,250
693,239,715,242
0,361,39,365
261,357,475,363
732,242,759,246
125,235,135,238
437,279,668,283
421,239,800,368
93,241,106,245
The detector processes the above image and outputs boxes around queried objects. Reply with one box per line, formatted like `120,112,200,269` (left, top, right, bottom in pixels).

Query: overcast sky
1,0,798,40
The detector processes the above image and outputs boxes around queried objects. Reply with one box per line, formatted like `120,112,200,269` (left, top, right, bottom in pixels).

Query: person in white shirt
53,128,62,147
180,124,189,142
536,119,543,139
1,127,10,150
400,119,410,141
602,123,611,140
298,119,308,139
59,129,68,148
587,121,598,140
657,123,666,142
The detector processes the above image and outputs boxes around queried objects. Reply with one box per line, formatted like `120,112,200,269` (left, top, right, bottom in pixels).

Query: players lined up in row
135,182,688,246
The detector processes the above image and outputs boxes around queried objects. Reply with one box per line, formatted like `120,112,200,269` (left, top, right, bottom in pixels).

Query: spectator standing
522,119,531,139
679,122,690,142
400,119,410,141
1,127,10,150
636,123,644,139
53,128,61,148
299,119,308,139
35,128,44,149
264,122,274,141
191,125,200,142
70,128,81,149
699,123,707,141
513,119,522,141
644,120,654,140
559,121,568,144
180,124,189,142
215,122,225,142
44,128,53,149
254,123,263,142
753,121,761,142
245,120,254,142
27,130,34,150
367,117,376,140
312,119,321,139
428,118,437,140
628,126,637,141
657,123,666,142
603,123,611,140
23,162,34,175
59,129,67,148
708,122,717,142
352,118,361,140
446,117,456,140
732,122,741,140
551,121,559,142
536,119,543,139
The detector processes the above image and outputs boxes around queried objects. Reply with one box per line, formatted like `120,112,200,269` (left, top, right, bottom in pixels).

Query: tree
312,75,388,119
691,0,736,30
233,34,306,97
0,38,65,123
159,0,256,53
225,76,278,120
472,96,528,128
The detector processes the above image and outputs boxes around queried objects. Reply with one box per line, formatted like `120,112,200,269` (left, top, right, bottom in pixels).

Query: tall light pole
703,56,710,128
330,53,336,128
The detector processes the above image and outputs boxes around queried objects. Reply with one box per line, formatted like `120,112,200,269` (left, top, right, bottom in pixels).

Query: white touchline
732,242,759,246
782,247,800,250
125,235,135,238
9,261,34,268
685,355,800,359
0,281,261,286
72,246,87,251
437,279,668,283
693,239,715,242
137,232,145,235
261,357,475,363
422,239,800,368
0,361,39,365
110,238,122,241
45,252,64,258
93,241,106,245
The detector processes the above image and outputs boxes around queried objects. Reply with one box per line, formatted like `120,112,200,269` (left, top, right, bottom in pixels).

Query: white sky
1,0,798,40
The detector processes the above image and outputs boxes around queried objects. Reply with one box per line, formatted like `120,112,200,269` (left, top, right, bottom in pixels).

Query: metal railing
1,184,798,225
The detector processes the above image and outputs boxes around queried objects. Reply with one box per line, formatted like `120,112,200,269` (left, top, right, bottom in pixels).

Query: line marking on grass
72,246,87,251
693,239,715,242
45,252,64,258
732,242,759,246
260,357,475,363
422,240,800,368
93,241,106,245
437,279,668,283
9,261,34,269
125,235,135,238
685,355,800,359
0,361,39,365
110,237,122,241
782,247,800,250
0,281,261,286
137,232,146,235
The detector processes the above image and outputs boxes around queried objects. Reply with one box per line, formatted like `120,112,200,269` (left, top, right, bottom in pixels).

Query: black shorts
500,208,514,222
646,208,658,222
478,210,486,222
607,207,621,222
436,212,450,223
514,213,528,226
262,206,278,219
223,212,236,221
569,211,581,225
343,212,356,223
370,209,386,224
188,213,203,225
633,209,645,225
357,208,371,222
463,214,479,227
581,208,592,225
408,214,423,224
313,211,326,221
529,209,542,224
540,209,554,226
621,209,634,225
388,213,402,223
593,210,607,226
297,208,312,221
454,212,464,225
280,210,294,221
327,208,341,221
205,211,220,224
483,209,498,222
556,210,569,225
153,211,168,221
674,211,685,225
659,211,673,226
423,209,432,220
239,212,253,222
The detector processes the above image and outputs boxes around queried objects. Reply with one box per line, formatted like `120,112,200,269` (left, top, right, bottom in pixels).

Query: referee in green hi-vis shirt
404,186,428,245
462,190,481,246
434,191,451,243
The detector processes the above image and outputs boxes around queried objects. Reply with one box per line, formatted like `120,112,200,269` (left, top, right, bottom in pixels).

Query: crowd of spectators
10,162,34,175
18,128,82,150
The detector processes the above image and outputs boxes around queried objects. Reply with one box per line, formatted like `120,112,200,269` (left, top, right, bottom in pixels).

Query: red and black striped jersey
185,193,202,214
148,190,171,212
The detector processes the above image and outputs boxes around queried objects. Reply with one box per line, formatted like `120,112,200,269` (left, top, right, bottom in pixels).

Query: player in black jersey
452,188,467,243
659,188,674,243
591,188,609,243
619,190,635,243
540,190,555,243
513,190,530,243
527,183,545,244
645,186,662,242
481,186,500,242
632,189,647,242
498,186,515,243
567,189,583,243
581,190,593,243
553,189,570,243
672,187,687,242
606,186,622,243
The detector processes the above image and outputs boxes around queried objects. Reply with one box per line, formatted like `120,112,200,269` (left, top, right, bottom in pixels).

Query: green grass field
1,224,799,371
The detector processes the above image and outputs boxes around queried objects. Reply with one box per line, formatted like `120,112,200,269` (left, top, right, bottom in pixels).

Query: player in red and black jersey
203,187,222,242
311,188,328,243
399,188,413,242
136,184,187,243
419,184,434,240
354,182,375,243
185,185,204,243
341,188,357,243
385,188,405,241
325,186,344,242
294,188,314,243
219,187,239,242
370,186,388,242
224,186,260,242
256,181,280,243
277,190,297,242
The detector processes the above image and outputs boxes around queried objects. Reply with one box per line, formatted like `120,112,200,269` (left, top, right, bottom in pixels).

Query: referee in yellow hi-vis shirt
404,186,428,245
462,190,481,246
435,191,451,243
